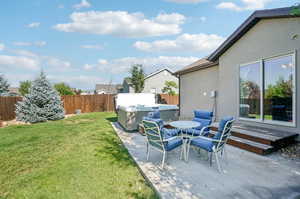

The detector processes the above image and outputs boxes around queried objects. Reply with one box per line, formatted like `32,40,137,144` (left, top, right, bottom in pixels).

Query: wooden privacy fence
159,94,179,105
0,97,22,121
62,94,115,114
0,94,178,121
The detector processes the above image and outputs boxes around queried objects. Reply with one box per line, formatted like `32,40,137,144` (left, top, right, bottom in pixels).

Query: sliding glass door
239,53,296,126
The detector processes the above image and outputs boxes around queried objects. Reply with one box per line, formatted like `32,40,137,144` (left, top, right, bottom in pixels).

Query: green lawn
0,112,157,199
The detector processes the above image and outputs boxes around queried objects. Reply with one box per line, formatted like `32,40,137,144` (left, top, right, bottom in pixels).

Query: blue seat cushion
164,138,183,151
147,111,160,119
192,118,211,130
161,128,180,137
143,117,164,128
191,137,214,152
213,117,234,139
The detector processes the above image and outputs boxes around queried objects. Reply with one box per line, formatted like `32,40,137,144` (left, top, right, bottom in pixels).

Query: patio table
169,121,201,162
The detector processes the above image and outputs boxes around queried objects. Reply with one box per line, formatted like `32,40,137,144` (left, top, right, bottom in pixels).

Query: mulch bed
280,142,300,159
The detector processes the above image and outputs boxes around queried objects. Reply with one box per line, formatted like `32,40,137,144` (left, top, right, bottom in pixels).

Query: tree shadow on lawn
105,116,117,123
94,129,136,168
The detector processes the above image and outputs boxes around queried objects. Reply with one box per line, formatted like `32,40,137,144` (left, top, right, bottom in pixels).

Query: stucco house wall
143,70,178,94
218,17,300,133
180,65,219,119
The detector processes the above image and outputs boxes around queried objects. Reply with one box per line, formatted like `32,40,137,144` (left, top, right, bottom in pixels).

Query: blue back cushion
143,116,164,128
213,117,234,139
193,110,213,130
147,111,160,119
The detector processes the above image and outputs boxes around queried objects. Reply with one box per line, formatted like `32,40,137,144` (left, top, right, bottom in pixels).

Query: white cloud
81,44,103,50
216,0,273,11
83,64,94,70
10,49,38,57
73,0,91,10
13,41,47,47
54,11,185,37
134,33,225,53
199,16,207,22
164,0,207,3
0,55,40,70
45,57,71,69
26,22,40,28
0,43,5,51
86,56,198,74
48,75,104,89
35,41,47,47
155,13,185,24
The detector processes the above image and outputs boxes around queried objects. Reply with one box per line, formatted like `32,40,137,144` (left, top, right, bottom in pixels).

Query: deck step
227,136,274,155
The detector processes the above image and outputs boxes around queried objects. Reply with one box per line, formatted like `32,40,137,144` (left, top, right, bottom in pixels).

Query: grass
0,112,157,199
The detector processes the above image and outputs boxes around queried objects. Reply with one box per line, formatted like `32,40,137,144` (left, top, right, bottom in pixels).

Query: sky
0,0,298,90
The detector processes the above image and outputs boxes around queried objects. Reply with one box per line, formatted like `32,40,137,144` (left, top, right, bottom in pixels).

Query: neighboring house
143,68,178,94
122,68,179,94
175,7,300,135
8,87,20,96
122,78,135,93
95,84,122,94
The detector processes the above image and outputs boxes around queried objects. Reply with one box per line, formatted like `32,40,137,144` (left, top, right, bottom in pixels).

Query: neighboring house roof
208,6,299,62
95,84,122,94
175,6,299,75
174,58,218,76
8,87,19,94
145,68,174,80
123,77,132,85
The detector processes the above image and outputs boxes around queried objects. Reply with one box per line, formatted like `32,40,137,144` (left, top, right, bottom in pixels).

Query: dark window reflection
240,62,261,119
264,55,294,123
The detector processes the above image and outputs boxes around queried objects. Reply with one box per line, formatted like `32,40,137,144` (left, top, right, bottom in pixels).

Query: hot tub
116,93,179,131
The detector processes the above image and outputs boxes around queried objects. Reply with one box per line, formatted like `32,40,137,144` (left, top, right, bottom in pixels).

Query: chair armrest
162,136,178,142
193,135,224,143
199,125,213,135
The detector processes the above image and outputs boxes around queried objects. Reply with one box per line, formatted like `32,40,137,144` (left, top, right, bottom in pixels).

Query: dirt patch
0,114,77,128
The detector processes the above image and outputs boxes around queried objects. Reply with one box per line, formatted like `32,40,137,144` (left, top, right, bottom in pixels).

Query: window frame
238,51,297,127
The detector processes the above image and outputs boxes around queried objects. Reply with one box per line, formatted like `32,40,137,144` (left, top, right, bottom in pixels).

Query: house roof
95,84,122,93
174,58,218,76
208,6,299,62
123,77,132,85
175,6,299,75
145,68,174,80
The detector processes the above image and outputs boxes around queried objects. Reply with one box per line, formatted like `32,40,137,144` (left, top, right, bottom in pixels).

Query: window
239,54,296,126
239,62,261,119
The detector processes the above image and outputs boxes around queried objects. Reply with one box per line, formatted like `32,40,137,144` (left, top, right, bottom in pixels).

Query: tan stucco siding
143,70,178,94
218,17,300,132
180,65,219,119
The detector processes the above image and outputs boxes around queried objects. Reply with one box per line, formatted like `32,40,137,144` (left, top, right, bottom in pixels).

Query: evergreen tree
16,72,65,123
0,75,10,96
129,64,145,93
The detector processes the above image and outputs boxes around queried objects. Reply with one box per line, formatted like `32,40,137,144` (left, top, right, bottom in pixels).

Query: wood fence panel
159,94,179,105
0,97,22,121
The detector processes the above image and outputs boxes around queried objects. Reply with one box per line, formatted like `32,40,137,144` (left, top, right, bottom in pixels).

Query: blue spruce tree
16,72,65,123
0,75,10,96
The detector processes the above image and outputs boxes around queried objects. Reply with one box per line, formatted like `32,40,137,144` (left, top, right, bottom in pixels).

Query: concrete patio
112,122,300,199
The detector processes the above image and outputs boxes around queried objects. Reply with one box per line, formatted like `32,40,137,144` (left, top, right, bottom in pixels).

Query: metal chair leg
223,146,228,164
186,140,191,162
215,152,222,173
180,144,184,160
209,152,213,166
162,152,166,168
146,143,150,161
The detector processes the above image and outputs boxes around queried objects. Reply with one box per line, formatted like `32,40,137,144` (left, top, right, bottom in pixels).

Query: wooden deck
211,123,299,155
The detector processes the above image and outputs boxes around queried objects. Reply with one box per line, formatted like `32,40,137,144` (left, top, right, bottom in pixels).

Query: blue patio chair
142,119,183,168
184,110,214,137
188,117,235,172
